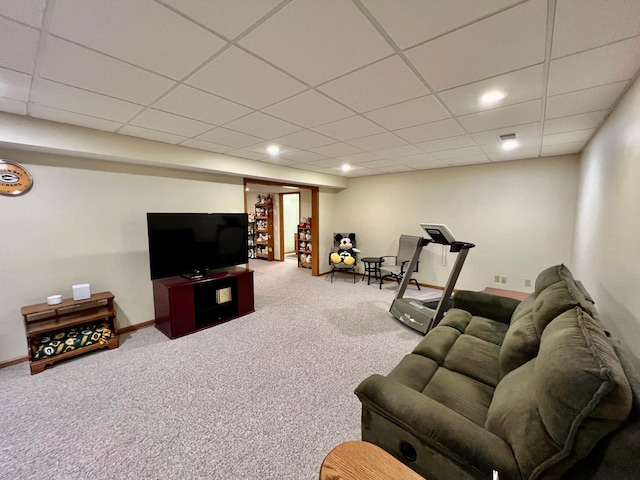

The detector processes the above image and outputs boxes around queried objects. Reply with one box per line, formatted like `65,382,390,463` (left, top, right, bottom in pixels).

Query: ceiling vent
499,133,516,141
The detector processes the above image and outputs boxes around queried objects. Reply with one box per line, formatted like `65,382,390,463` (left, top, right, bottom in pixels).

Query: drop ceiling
1,0,639,177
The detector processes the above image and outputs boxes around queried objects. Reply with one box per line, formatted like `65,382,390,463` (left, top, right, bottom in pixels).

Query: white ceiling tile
274,130,335,149
281,151,326,163
130,108,213,137
405,0,547,90
187,46,306,109
311,115,384,141
32,79,143,121
348,132,407,151
368,164,414,173
364,95,450,130
310,142,363,157
0,0,45,27
359,158,398,169
543,129,595,146
227,149,267,161
153,85,251,125
374,144,423,159
41,37,176,105
118,125,187,144
548,37,640,96
545,82,627,119
305,158,347,169
163,0,282,39
195,127,263,148
263,90,353,128
239,0,393,85
318,55,429,112
443,154,489,166
543,110,609,135
552,0,640,58
223,112,302,139
483,145,539,162
403,158,449,170
361,0,521,50
414,135,476,152
471,122,541,146
0,67,31,101
0,17,39,73
437,64,544,115
395,118,465,143
179,138,235,154
541,142,584,156
50,0,226,79
29,104,122,131
244,141,298,156
335,152,382,163
432,146,485,160
0,97,27,115
458,100,542,133
258,156,298,167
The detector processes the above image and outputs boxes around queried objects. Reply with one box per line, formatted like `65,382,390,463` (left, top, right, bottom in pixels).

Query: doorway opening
244,179,319,276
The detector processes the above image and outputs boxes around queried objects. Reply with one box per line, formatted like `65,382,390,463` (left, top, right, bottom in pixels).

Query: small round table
320,441,425,480
361,257,383,285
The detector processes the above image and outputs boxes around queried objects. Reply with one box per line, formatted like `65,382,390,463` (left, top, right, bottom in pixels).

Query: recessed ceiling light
501,139,519,151
341,164,352,172
282,185,299,189
266,145,280,156
479,90,507,105
245,187,249,191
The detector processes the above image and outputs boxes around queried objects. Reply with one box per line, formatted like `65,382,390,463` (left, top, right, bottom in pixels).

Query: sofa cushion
413,325,461,365
444,335,501,387
498,265,596,379
465,316,509,346
499,313,538,379
533,263,570,294
387,353,438,392
422,368,495,427
486,308,632,480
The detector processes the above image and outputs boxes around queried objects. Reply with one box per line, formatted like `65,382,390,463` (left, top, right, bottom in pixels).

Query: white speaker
72,283,91,301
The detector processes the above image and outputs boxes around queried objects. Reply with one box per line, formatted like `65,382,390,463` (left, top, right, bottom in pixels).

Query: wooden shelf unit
248,218,256,259
254,200,274,261
21,291,119,374
297,223,312,268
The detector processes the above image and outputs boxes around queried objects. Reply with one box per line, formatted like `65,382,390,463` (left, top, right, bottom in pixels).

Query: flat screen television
146,212,248,280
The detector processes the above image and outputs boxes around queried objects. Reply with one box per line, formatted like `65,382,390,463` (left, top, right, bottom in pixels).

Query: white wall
336,156,580,291
573,76,640,356
0,149,244,363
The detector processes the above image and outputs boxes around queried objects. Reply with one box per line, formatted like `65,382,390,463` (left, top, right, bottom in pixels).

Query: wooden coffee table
319,441,425,480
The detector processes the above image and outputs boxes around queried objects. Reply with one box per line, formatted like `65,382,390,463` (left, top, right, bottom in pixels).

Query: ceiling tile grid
1,0,639,177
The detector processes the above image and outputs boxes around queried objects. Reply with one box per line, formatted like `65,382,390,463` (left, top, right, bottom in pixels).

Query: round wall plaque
0,159,33,197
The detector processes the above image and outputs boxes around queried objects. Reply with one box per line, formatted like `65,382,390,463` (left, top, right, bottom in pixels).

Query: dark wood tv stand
152,267,254,339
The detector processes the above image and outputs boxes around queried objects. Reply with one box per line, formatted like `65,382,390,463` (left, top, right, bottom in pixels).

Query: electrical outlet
524,278,532,288
494,275,501,283
501,276,507,284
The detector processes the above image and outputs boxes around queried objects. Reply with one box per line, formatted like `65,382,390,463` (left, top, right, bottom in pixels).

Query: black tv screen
147,213,248,280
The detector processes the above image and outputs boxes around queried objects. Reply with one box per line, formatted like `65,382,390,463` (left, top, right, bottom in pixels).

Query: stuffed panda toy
330,233,360,266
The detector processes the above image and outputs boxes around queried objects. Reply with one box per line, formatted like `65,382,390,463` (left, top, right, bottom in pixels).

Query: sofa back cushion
498,264,597,379
487,307,632,480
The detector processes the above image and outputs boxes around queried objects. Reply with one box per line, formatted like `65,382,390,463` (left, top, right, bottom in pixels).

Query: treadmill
389,224,475,334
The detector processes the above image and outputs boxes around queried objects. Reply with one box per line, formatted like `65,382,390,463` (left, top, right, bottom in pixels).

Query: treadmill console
419,223,456,245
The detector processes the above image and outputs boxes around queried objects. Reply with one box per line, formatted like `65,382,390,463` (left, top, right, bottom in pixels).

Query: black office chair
329,232,358,283
379,234,421,290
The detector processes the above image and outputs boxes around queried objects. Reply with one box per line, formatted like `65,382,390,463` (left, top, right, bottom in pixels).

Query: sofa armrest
355,374,520,479
452,291,521,324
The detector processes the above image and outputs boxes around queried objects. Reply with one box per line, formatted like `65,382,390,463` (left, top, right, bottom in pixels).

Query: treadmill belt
423,297,452,312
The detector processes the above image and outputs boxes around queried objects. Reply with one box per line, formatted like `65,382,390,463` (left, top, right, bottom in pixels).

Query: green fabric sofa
355,265,639,480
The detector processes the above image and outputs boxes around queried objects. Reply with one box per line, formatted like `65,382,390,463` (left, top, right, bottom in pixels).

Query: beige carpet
0,259,441,479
